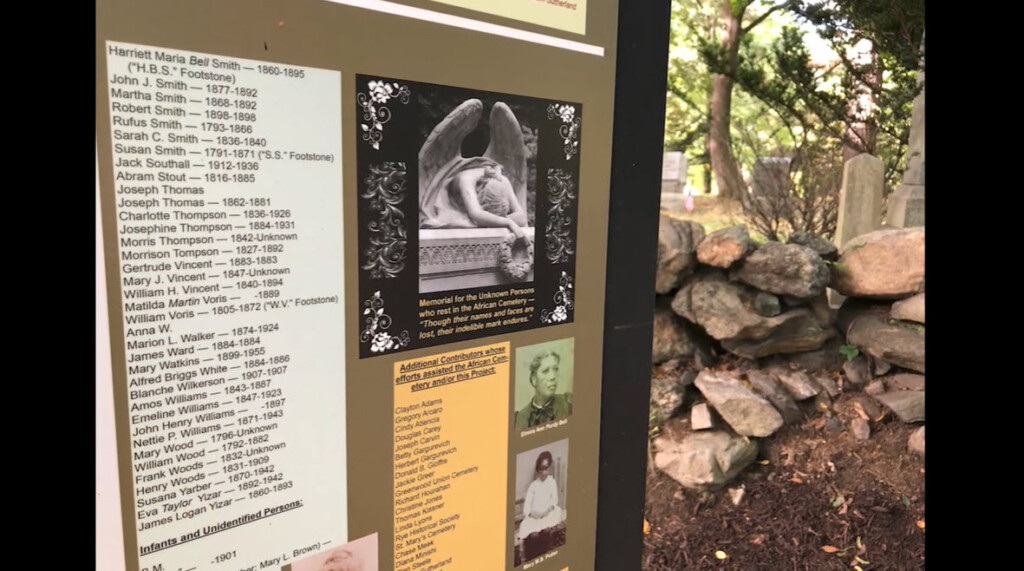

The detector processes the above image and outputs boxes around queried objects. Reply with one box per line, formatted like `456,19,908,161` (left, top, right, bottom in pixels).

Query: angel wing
419,98,484,197
483,102,528,212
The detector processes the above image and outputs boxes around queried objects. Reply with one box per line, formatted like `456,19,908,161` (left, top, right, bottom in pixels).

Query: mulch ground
642,379,925,569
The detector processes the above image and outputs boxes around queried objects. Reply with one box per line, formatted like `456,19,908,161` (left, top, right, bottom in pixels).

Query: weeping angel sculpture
419,99,531,242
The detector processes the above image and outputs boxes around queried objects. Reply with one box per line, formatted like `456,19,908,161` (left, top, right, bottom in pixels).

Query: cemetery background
642,1,925,568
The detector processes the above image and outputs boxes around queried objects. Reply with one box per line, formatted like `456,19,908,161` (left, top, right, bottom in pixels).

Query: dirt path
643,396,925,569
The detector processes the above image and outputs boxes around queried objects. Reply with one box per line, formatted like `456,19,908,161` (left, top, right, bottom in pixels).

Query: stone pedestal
419,227,535,293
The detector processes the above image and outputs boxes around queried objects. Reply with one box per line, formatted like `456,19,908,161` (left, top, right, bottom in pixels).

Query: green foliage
838,343,860,361
664,0,717,184
777,0,925,191
664,0,925,197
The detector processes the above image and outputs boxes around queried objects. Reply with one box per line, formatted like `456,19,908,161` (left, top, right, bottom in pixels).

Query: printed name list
393,343,510,571
106,41,346,571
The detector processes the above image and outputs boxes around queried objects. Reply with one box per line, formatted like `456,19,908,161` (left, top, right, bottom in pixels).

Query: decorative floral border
361,162,407,279
547,103,581,160
541,271,574,324
358,80,411,150
360,291,410,353
545,169,576,264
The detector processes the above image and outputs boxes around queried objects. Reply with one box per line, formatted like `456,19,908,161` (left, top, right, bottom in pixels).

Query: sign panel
429,0,588,34
97,1,620,569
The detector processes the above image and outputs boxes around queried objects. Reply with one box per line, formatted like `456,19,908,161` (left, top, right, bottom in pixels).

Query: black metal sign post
596,1,672,569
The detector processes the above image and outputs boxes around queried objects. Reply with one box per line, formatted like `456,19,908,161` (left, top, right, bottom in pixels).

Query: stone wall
649,215,925,489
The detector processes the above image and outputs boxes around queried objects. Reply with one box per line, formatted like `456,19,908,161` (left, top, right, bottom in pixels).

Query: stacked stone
831,227,925,456
652,215,837,366
650,215,844,490
649,217,926,490
652,365,842,491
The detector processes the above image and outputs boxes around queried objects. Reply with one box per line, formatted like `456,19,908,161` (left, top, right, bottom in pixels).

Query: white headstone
660,152,688,194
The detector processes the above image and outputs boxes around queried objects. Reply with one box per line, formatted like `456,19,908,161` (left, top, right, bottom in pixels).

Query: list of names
393,343,511,571
106,41,346,571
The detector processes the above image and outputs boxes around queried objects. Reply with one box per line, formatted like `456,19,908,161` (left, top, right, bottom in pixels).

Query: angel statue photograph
418,98,536,293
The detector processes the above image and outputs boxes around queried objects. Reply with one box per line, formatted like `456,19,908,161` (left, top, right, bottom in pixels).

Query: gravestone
751,157,791,198
660,151,689,211
829,153,884,307
835,153,884,246
887,70,925,228
661,152,687,193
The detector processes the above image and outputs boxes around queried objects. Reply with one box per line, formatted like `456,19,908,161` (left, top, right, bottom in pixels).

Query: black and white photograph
513,439,569,567
417,95,538,294
513,338,574,431
355,75,581,358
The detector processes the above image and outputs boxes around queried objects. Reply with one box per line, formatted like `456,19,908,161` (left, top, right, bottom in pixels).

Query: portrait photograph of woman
513,338,575,431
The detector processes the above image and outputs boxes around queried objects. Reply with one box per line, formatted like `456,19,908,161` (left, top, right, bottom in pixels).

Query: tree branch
667,83,707,115
741,2,787,35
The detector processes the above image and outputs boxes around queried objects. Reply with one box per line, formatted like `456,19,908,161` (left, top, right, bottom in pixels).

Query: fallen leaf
643,519,650,534
821,545,840,553
831,494,846,507
715,550,727,560
758,459,770,465
916,519,925,529
901,495,911,507
728,486,746,506
791,476,803,484
852,401,870,420
853,566,863,571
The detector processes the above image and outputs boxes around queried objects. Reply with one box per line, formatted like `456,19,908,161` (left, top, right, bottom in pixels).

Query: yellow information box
393,343,511,570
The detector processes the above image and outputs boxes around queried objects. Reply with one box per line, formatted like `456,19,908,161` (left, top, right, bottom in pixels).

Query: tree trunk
709,0,747,201
703,96,713,194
